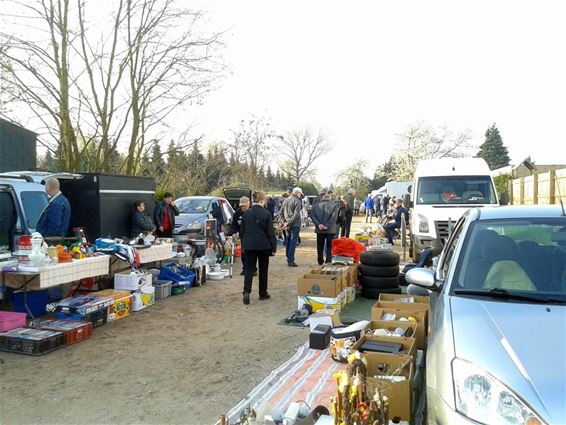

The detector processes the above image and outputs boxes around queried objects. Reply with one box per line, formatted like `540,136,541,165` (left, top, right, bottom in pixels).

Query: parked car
173,196,234,236
407,205,566,424
0,175,48,250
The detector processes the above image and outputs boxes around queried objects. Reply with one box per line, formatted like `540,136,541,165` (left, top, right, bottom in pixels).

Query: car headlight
452,358,546,425
187,220,203,230
418,214,429,233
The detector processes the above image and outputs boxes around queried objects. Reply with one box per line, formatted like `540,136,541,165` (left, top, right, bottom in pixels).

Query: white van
410,157,498,260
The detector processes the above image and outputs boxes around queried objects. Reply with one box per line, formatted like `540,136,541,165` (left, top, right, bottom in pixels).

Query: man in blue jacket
386,199,409,245
36,177,71,237
364,194,375,223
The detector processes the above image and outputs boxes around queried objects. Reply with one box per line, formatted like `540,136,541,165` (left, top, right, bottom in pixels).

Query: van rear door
0,188,18,251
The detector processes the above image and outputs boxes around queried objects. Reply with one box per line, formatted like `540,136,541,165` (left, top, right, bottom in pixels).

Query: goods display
34,320,93,345
0,311,27,332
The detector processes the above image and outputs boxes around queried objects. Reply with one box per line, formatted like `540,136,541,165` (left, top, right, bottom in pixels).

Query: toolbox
0,327,65,355
35,320,93,346
55,295,113,328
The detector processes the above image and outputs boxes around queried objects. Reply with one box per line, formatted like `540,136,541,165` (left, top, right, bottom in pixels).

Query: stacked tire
358,250,401,299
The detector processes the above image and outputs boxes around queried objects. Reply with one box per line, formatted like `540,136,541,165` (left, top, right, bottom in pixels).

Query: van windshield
21,191,49,230
416,176,497,205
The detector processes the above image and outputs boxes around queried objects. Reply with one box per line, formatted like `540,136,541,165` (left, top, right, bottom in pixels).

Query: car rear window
21,191,48,230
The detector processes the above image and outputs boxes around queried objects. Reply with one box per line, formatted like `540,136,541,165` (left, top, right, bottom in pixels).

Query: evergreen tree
150,143,166,176
477,124,510,170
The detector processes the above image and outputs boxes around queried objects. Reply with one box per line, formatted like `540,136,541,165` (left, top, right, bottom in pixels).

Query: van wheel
360,250,399,267
362,286,402,299
358,264,399,278
359,275,400,289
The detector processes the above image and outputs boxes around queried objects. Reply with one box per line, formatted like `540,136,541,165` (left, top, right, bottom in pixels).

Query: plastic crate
55,307,108,328
0,312,27,332
13,290,48,317
171,285,187,296
153,279,172,300
0,327,65,355
35,320,93,346
158,263,195,286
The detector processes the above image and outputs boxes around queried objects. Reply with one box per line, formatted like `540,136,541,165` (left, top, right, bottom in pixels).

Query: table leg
23,282,34,320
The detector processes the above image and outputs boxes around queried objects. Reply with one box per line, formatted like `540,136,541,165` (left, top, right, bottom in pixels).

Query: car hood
175,212,207,226
450,296,566,423
416,204,496,222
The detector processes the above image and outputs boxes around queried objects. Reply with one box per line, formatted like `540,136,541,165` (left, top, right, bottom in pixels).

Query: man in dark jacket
131,200,155,238
240,191,277,305
230,196,251,276
36,177,71,237
266,195,276,219
336,196,347,238
312,194,339,265
344,188,355,238
154,192,180,238
386,199,410,245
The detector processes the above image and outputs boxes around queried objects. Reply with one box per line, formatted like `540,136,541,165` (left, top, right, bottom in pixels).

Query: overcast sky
187,0,566,185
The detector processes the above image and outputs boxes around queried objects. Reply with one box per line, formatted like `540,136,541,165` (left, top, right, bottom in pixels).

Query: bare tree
388,122,474,181
278,128,331,184
0,0,223,173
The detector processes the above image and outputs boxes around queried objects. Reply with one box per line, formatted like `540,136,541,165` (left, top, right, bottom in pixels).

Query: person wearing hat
313,187,328,205
281,186,303,267
230,196,254,276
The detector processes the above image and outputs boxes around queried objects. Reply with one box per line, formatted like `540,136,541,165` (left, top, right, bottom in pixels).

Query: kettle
28,232,47,267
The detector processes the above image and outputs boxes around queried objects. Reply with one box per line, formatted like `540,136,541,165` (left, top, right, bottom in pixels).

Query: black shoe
317,261,324,266
240,270,245,276
259,293,271,300
243,292,250,304
288,262,298,267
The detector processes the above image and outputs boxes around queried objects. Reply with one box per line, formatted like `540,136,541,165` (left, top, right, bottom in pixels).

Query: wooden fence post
508,179,514,205
549,169,556,205
519,177,525,205
533,173,538,205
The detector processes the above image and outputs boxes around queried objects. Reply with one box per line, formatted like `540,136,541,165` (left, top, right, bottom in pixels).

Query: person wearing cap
313,187,328,205
281,186,303,267
312,194,339,265
230,196,254,276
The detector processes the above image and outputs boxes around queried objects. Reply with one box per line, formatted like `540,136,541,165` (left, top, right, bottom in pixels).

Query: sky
186,0,566,185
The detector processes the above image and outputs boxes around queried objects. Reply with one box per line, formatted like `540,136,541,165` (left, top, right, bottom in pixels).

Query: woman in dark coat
240,191,277,305
131,200,155,238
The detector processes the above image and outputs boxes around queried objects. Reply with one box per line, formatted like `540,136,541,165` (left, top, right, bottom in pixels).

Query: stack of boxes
297,265,358,313
113,270,155,311
352,293,430,422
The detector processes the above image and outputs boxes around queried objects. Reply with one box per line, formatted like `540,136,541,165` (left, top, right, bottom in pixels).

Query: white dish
207,271,224,281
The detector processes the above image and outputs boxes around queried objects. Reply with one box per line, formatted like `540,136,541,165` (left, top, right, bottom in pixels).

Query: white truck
409,157,498,261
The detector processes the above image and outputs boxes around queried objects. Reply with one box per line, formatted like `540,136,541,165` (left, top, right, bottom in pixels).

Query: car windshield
176,198,210,214
452,218,566,299
417,176,497,205
21,191,48,230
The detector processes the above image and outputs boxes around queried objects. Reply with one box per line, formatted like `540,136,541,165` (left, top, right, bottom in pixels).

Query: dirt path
0,216,383,425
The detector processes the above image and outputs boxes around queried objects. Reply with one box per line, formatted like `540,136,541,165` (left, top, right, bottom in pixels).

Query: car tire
359,275,400,289
358,263,399,278
361,286,402,299
360,250,400,267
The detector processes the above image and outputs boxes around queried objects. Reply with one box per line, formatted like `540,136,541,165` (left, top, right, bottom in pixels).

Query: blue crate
158,263,195,287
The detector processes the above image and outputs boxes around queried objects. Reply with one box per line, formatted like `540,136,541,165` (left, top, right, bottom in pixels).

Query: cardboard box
375,300,429,313
372,308,427,350
307,309,341,332
363,320,417,340
92,290,132,321
343,286,355,304
114,271,152,291
353,334,416,360
311,266,350,290
378,293,430,305
297,274,343,298
298,295,342,313
363,352,414,421
346,265,358,286
132,286,155,311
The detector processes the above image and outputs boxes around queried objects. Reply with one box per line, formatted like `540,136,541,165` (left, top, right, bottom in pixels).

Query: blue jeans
285,226,301,264
386,222,400,244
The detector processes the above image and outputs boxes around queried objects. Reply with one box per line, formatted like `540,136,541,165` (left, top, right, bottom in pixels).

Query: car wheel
358,263,399,278
359,275,400,289
360,250,400,267
361,286,402,299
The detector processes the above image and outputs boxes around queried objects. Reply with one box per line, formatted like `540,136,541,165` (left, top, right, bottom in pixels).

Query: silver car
407,205,566,425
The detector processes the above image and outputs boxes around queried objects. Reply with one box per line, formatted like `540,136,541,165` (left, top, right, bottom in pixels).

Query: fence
509,168,566,205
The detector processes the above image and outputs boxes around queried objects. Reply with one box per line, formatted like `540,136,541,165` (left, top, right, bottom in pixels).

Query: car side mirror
406,267,439,291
